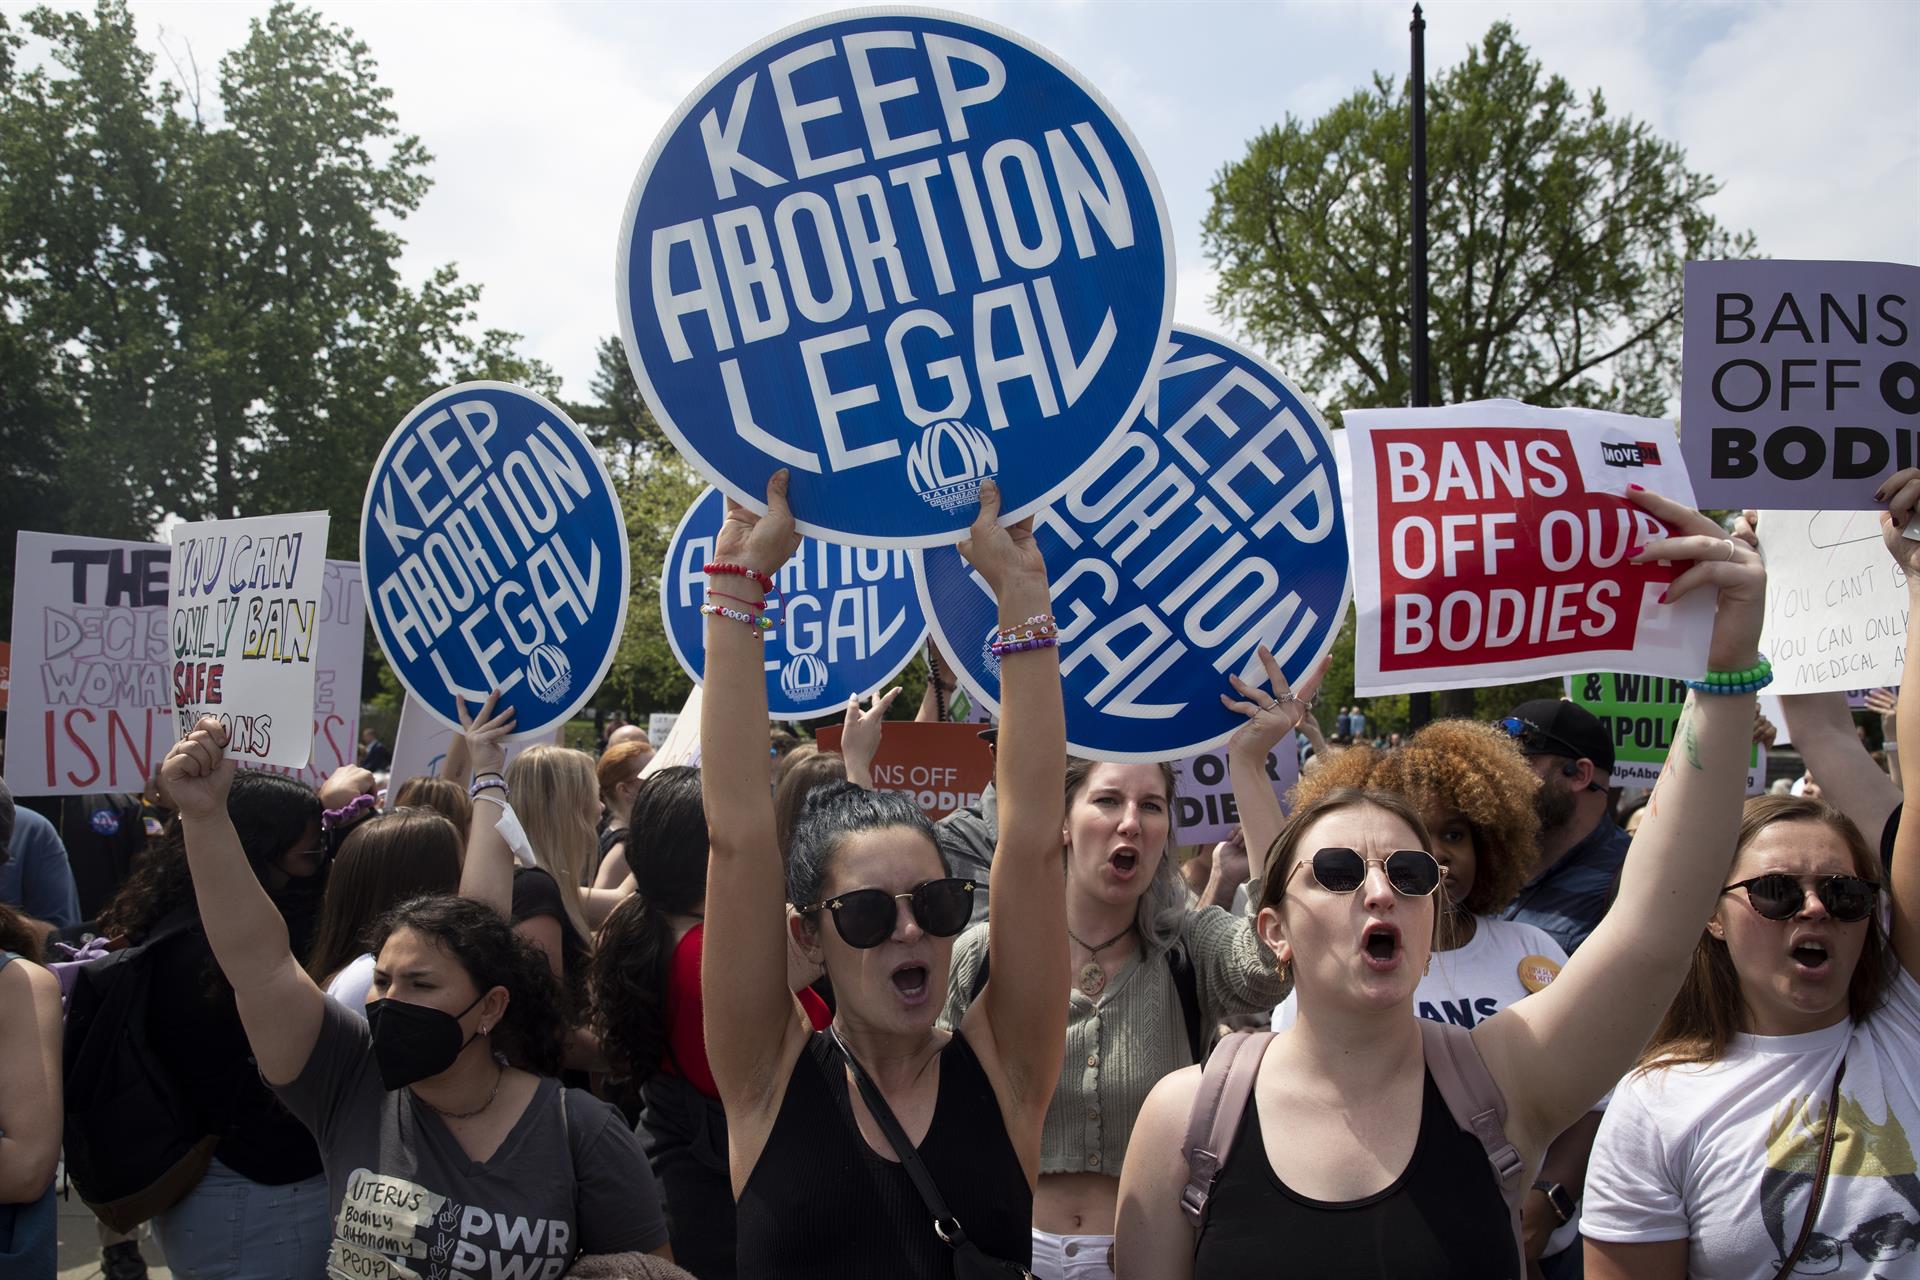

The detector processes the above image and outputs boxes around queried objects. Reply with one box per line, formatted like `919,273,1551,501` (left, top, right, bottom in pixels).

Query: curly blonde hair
1286,720,1541,915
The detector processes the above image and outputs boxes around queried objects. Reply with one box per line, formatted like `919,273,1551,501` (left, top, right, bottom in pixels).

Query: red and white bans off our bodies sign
1345,401,1715,695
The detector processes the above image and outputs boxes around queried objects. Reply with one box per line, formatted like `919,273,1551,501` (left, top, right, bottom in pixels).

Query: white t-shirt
1584,963,1920,1279
1270,915,1567,1031
323,951,376,1018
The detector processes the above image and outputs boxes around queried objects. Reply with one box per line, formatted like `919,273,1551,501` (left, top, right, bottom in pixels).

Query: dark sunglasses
799,878,976,949
1497,716,1584,761
1289,848,1444,897
1723,873,1879,923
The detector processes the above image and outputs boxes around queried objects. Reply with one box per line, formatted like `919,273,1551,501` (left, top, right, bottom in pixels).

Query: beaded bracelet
990,633,1059,657
703,561,779,606
1686,655,1774,695
702,601,774,635
321,792,379,831
995,613,1058,645
470,777,509,801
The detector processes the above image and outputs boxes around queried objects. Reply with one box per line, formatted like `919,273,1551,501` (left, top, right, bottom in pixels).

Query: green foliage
0,0,550,578
1204,21,1755,419
569,335,667,481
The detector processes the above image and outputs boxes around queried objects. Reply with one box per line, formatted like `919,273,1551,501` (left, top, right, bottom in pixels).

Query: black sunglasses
799,878,976,949
1289,848,1444,897
1723,873,1879,924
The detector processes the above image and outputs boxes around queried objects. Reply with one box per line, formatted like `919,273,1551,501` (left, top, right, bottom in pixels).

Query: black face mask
365,992,486,1092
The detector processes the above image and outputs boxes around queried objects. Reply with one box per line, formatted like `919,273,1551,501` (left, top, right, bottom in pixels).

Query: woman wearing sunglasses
1582,475,1920,1280
1116,486,1771,1278
703,473,1068,1277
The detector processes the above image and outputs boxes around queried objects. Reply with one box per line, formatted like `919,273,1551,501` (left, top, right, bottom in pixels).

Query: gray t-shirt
274,996,667,1280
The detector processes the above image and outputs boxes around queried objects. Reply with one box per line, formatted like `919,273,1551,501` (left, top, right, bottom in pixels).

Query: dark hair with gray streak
785,782,941,909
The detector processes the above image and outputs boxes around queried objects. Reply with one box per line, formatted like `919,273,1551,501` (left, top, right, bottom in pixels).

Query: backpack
967,941,1206,1063
61,909,220,1233
1179,1021,1527,1271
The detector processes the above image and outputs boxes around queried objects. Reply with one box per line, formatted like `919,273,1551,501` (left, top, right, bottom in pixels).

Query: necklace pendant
1076,961,1107,998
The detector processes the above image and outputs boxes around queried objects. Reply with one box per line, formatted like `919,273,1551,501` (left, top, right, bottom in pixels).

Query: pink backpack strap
1179,1031,1274,1230
1419,1019,1528,1272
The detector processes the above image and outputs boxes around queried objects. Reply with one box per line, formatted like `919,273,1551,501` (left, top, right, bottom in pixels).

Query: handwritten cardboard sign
1344,401,1712,694
1757,508,1907,694
169,512,331,768
816,721,994,821
5,532,174,794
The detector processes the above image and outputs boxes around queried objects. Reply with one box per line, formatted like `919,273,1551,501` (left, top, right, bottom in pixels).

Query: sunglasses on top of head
1287,848,1445,897
798,878,976,949
1496,716,1586,760
1722,873,1879,924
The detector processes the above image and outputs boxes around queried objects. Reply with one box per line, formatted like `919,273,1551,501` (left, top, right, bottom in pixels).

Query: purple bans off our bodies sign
1682,259,1920,509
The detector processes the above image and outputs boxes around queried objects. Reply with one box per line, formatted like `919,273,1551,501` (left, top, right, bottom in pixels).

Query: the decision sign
662,486,927,719
915,327,1350,761
618,8,1173,548
361,383,630,739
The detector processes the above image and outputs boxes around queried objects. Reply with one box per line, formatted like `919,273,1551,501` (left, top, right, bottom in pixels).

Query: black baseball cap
1500,699,1614,781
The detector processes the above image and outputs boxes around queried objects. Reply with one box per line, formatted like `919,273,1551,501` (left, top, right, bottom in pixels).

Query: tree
1204,21,1755,419
1206,22,1751,720
0,0,552,572
568,335,667,482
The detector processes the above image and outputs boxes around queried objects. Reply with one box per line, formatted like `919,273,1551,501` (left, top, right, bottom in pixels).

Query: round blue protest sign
618,8,1174,549
662,487,929,719
360,382,631,740
914,327,1351,761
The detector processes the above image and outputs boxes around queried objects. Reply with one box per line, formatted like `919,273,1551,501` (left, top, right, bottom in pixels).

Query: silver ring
1721,540,1736,562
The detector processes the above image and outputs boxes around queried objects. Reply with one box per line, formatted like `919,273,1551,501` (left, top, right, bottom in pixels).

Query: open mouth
1790,941,1830,973
890,963,930,1003
1109,849,1139,878
1361,923,1401,969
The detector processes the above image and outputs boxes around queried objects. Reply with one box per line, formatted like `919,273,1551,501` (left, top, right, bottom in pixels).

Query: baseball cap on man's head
1500,699,1614,783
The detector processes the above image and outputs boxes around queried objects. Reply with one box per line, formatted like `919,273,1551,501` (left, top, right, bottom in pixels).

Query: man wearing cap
1496,698,1631,956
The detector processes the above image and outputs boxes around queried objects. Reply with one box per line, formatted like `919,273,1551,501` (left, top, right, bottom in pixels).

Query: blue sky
15,0,1918,402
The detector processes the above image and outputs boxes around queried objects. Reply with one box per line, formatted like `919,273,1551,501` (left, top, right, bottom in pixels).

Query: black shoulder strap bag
830,1030,1032,1280
1771,1056,1848,1280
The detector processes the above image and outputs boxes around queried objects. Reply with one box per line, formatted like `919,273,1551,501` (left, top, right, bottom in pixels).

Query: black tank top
735,1030,1032,1279
1195,1070,1517,1279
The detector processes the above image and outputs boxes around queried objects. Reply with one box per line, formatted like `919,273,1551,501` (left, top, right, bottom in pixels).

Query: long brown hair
0,902,43,962
1639,795,1888,1073
306,809,462,986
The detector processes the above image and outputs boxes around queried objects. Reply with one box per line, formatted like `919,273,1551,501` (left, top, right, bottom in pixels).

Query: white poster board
169,512,331,769
1757,509,1907,694
4,532,172,794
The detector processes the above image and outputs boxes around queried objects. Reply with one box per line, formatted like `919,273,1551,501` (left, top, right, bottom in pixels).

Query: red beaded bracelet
703,561,779,606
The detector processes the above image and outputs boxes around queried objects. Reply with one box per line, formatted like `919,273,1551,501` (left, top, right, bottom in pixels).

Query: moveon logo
527,643,574,704
906,419,998,514
780,653,830,703
1601,440,1663,468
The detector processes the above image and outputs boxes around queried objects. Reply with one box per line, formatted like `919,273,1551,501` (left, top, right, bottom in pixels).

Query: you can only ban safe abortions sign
4,532,364,794
917,326,1349,761
169,512,331,769
361,383,630,741
1682,260,1920,509
1345,401,1713,696
618,8,1174,547
662,486,927,719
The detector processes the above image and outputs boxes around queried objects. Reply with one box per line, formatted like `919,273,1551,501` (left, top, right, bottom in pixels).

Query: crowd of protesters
1,478,1916,1280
